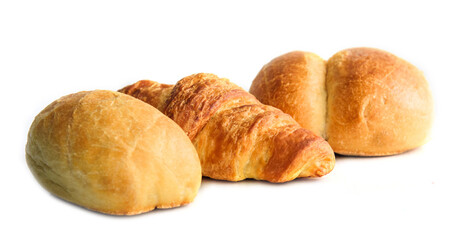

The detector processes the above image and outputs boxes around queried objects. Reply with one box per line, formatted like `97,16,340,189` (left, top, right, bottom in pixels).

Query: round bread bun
250,51,327,138
250,48,433,156
326,48,433,155
26,90,201,215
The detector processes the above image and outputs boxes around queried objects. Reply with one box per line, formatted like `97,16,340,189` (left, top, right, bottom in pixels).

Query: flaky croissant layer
120,73,335,182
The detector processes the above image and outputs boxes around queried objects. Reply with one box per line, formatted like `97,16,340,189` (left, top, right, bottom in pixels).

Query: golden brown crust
26,90,201,215
119,80,173,112
164,74,260,140
326,48,433,155
250,48,433,156
120,73,335,182
250,51,327,138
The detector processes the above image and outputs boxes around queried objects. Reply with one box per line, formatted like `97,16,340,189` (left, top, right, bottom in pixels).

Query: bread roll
120,73,335,182
250,48,433,156
250,51,327,138
326,48,433,155
26,90,201,215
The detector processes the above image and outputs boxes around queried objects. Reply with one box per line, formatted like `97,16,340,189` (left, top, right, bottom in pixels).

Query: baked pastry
250,48,433,156
119,73,335,182
26,90,201,215
250,51,327,138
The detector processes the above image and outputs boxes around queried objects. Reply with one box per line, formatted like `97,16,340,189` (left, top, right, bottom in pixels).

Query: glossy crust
117,80,173,113
326,48,433,155
250,48,433,156
26,90,201,215
119,73,335,182
250,51,327,138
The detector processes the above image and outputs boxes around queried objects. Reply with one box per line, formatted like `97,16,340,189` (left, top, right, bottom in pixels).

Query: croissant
119,73,335,182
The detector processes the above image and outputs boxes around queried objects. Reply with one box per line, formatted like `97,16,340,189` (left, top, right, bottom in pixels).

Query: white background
1,0,472,239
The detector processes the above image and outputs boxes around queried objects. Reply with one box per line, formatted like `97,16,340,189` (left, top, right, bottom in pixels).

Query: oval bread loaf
26,90,201,215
